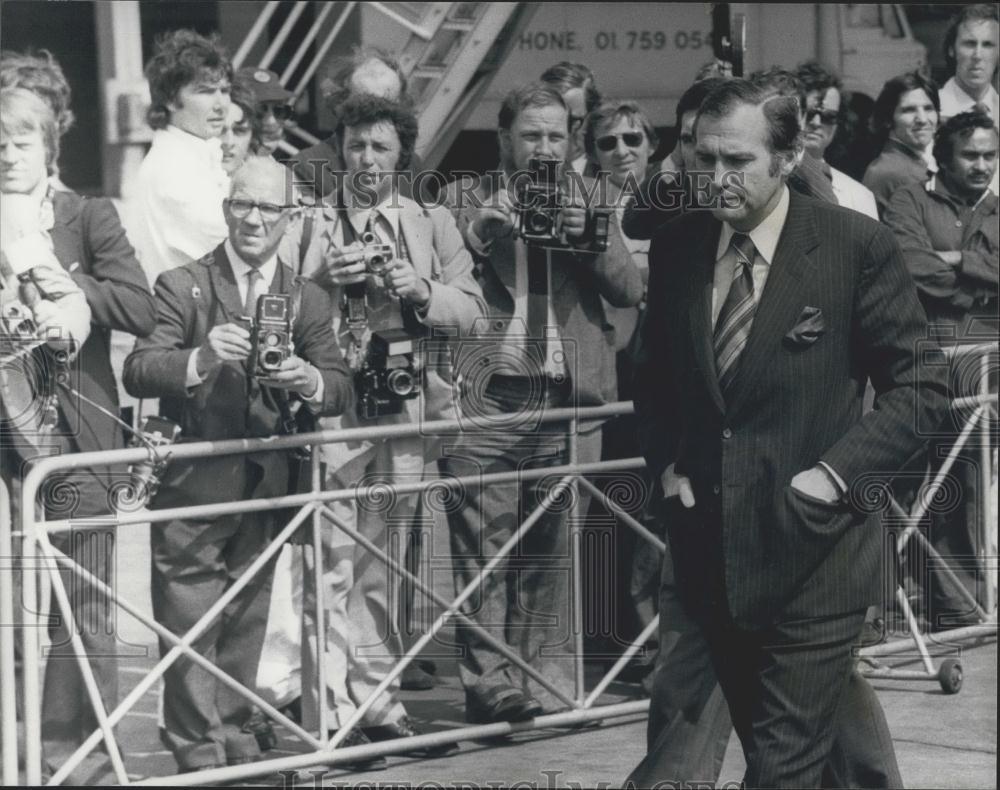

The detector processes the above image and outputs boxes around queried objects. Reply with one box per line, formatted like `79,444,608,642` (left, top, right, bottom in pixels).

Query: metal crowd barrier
857,341,999,692
3,337,997,783
5,402,660,785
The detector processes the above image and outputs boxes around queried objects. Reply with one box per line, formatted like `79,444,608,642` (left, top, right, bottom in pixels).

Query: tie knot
247,268,263,283
731,233,756,267
973,102,990,116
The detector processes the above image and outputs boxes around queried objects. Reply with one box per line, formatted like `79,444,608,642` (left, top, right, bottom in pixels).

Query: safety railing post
0,479,18,785
978,350,996,614
568,417,585,705
310,444,328,739
20,494,42,786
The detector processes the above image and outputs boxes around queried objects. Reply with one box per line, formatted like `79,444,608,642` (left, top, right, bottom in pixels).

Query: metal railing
3,338,997,783
6,403,659,785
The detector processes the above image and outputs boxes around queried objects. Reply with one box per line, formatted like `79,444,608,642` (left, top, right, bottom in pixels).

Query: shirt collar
717,185,790,265
224,237,279,292
927,173,996,210
346,193,401,240
944,77,1000,109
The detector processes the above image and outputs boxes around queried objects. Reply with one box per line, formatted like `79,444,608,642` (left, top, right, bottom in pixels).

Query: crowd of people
0,3,996,785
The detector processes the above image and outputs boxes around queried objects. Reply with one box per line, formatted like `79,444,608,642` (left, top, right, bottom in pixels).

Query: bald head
225,155,298,266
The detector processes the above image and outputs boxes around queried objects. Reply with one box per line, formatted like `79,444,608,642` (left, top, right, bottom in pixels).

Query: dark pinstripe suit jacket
634,189,950,629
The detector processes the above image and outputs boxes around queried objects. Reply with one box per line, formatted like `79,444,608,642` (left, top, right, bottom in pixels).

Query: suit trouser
151,511,276,770
626,537,902,789
300,435,423,731
440,380,599,711
2,454,122,774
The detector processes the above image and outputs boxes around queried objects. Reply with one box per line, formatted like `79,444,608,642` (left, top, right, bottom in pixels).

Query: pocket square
785,306,826,347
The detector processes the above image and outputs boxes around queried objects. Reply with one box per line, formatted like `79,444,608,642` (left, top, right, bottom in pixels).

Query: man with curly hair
130,29,233,284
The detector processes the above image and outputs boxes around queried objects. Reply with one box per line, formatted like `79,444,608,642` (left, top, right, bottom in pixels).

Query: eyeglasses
805,108,839,126
595,132,644,152
259,104,293,122
224,198,296,222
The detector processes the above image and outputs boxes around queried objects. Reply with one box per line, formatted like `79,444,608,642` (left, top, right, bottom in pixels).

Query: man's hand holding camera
557,190,590,244
259,355,320,398
383,257,430,308
317,242,368,289
468,188,515,246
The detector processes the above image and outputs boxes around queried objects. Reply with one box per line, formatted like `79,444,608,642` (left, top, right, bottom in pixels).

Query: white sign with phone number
516,28,711,52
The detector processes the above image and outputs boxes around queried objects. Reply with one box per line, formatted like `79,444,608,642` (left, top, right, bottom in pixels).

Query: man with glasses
796,61,878,219
236,66,294,155
124,157,353,773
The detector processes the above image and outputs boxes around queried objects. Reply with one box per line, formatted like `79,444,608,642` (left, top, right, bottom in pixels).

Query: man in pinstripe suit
634,79,949,787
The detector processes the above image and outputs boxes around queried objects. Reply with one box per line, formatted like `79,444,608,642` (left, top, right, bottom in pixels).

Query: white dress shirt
712,185,790,325
130,125,230,286
185,239,324,405
829,167,879,220
939,77,1000,121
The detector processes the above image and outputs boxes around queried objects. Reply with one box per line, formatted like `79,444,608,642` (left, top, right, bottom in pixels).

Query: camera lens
386,369,415,396
262,350,282,368
527,210,551,234
264,332,281,347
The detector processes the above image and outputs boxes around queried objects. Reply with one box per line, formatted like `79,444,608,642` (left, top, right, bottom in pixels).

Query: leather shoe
466,688,544,724
362,715,458,758
328,728,388,771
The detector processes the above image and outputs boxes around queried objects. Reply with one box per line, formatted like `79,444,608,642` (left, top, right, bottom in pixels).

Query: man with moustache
124,158,353,773
131,30,233,285
442,83,643,722
884,110,998,629
633,78,948,786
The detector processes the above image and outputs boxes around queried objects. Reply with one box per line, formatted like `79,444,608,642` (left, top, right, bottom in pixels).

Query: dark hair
539,61,601,113
334,94,418,171
750,66,807,114
228,77,265,154
872,71,939,141
324,46,410,116
498,82,567,131
583,100,659,159
0,49,74,135
944,4,998,73
795,60,846,126
675,77,727,130
933,109,998,168
697,78,801,161
144,29,232,130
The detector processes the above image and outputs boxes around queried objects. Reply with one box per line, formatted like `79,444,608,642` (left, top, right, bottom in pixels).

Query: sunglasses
225,198,296,222
806,108,839,126
595,132,644,152
259,104,293,122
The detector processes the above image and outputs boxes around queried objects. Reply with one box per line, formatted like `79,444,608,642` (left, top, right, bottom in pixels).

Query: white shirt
939,77,1000,121
184,239,323,405
829,166,879,220
130,125,229,286
712,185,790,325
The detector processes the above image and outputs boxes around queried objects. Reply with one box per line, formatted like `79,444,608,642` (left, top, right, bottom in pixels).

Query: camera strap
336,204,370,336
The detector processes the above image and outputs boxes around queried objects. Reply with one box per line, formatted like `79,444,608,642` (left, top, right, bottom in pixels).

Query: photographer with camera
123,157,353,773
293,94,483,762
440,82,643,724
2,82,156,783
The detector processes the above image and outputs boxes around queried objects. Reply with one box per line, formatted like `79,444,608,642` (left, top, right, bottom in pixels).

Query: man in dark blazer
441,83,644,723
2,82,157,780
633,79,949,786
124,157,353,772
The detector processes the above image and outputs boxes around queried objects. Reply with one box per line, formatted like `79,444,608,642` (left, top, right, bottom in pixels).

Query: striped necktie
714,232,757,396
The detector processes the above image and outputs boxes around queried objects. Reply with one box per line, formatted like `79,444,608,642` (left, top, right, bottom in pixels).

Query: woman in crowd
219,78,263,175
863,71,940,215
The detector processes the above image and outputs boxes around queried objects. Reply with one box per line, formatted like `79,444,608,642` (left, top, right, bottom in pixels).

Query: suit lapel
209,245,246,321
725,192,820,419
688,216,726,414
48,191,83,272
399,199,434,279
